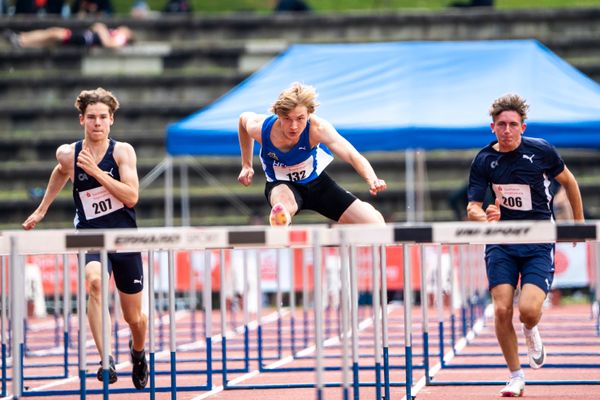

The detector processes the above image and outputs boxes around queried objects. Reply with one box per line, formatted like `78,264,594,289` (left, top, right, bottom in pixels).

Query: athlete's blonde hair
270,82,319,116
75,87,120,115
489,93,529,122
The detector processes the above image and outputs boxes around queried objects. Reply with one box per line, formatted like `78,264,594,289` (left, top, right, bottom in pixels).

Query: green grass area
114,0,600,15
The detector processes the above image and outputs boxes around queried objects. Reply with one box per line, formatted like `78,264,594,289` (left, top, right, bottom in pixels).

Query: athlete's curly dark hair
75,87,120,115
489,93,529,122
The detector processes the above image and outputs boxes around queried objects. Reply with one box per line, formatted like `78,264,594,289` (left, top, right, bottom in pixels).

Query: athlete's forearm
35,164,70,215
238,118,255,168
467,202,487,222
350,153,379,183
92,171,139,208
564,181,584,222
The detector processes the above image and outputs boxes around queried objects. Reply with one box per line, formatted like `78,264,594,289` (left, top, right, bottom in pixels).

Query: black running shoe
2,30,21,49
96,355,118,384
129,338,148,390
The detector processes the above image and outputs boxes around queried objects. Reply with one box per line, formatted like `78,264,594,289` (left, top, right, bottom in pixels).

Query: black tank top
73,139,137,229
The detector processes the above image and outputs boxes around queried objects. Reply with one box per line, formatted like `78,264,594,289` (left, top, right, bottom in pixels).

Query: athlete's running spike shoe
96,355,118,384
129,337,149,390
269,203,291,226
523,325,546,369
500,376,525,397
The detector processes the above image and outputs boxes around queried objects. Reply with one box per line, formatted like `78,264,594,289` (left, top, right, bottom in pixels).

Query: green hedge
113,0,600,15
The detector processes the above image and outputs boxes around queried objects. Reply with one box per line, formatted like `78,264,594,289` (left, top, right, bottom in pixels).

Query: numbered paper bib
492,184,533,211
273,156,315,182
79,186,124,220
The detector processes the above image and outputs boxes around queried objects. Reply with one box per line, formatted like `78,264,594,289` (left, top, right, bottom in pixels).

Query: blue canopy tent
167,40,600,155
162,40,600,225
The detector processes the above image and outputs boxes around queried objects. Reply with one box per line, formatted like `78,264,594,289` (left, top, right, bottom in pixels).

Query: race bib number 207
79,186,124,220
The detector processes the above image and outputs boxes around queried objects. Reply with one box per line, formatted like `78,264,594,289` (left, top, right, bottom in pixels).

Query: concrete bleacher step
2,9,600,228
0,102,200,134
2,149,599,228
0,72,245,105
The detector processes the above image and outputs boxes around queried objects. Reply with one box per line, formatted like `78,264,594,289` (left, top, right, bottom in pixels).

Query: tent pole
165,156,174,227
405,149,416,223
181,159,190,226
416,149,426,223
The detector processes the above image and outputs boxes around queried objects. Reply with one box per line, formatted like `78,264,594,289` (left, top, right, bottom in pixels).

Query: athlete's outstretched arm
22,145,73,230
311,115,386,196
237,112,264,187
77,142,139,208
555,166,584,222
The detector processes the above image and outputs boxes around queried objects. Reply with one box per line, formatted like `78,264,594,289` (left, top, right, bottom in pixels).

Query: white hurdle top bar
0,221,598,254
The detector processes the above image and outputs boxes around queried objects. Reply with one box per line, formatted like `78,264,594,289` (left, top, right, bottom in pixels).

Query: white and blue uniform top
468,136,565,221
73,139,138,229
260,115,334,184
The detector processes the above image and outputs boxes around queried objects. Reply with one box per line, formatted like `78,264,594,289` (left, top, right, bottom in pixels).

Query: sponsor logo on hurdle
455,226,531,237
115,234,181,246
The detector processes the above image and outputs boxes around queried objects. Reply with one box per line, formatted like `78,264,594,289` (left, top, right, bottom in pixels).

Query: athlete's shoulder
56,142,75,161
113,140,136,159
241,112,269,126
472,141,496,161
521,136,552,150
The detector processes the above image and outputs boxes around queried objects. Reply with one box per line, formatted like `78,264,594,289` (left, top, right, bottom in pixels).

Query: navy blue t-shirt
468,136,565,221
73,139,137,229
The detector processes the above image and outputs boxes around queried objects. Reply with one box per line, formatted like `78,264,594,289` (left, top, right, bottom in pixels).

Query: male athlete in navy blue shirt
467,94,584,397
237,82,387,226
23,88,148,390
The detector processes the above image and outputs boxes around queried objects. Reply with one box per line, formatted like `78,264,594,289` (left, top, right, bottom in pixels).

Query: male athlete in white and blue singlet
467,94,584,397
237,82,386,226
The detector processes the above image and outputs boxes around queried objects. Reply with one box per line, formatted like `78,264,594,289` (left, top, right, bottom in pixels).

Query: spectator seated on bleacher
4,22,133,49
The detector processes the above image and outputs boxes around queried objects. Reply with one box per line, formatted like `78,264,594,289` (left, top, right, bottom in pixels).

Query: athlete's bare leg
338,199,385,224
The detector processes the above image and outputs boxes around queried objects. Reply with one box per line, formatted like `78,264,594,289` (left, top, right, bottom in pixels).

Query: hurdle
1,221,599,400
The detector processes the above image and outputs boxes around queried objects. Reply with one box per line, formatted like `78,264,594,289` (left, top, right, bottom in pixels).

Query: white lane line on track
402,304,491,400
27,310,189,357
192,304,401,400
22,309,284,394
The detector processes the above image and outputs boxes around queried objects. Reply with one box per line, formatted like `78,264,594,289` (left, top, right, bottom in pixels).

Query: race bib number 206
492,183,533,211
79,186,124,220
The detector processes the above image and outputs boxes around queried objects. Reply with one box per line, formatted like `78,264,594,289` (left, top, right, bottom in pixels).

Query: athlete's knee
85,261,102,295
494,303,513,323
369,206,385,224
87,277,102,298
123,308,146,328
518,303,541,325
338,200,385,225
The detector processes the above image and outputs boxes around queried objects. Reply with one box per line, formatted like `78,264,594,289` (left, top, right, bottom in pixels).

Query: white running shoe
523,325,546,369
269,203,291,226
500,376,525,397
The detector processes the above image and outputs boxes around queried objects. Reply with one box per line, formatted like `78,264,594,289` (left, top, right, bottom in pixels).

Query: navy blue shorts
84,252,144,295
484,243,554,294
264,172,358,222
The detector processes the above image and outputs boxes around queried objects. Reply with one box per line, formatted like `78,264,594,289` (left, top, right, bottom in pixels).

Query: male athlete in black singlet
23,88,148,390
